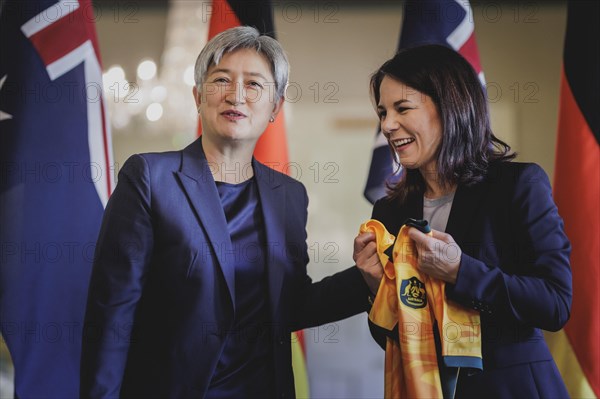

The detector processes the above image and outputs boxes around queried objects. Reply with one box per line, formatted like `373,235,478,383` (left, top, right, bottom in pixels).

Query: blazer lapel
404,193,424,223
175,139,236,309
381,193,423,259
388,192,423,234
254,161,286,318
445,182,486,244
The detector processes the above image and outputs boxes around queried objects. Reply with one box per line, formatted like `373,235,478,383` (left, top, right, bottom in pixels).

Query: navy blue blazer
81,138,371,398
368,162,572,398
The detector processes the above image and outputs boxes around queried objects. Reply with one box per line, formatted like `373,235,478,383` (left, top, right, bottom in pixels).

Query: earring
269,116,275,122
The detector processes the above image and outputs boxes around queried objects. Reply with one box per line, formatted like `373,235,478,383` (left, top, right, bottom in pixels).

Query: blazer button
279,339,284,345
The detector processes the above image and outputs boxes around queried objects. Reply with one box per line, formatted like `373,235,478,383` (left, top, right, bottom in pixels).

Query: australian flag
363,0,484,203
0,1,113,397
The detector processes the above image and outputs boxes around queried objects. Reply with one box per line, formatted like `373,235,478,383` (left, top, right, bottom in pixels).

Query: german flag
199,0,289,170
550,1,600,397
201,1,309,397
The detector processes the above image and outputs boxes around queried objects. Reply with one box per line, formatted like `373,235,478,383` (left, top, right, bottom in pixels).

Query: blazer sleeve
286,182,372,332
447,163,572,332
80,155,154,398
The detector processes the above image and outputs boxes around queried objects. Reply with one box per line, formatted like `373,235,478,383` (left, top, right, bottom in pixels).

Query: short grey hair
194,26,289,102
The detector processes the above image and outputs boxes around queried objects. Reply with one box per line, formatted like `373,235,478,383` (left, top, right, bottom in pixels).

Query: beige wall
95,2,568,396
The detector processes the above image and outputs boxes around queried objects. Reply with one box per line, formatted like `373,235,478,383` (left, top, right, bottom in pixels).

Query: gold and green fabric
361,220,483,399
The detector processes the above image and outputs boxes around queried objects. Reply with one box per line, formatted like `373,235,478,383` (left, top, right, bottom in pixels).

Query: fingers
407,227,430,245
354,232,375,252
431,229,454,243
353,239,384,294
406,227,462,283
408,227,455,246
353,232,376,263
353,240,377,263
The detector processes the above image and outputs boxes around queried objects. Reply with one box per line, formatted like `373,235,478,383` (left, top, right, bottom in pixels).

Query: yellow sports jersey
361,220,482,399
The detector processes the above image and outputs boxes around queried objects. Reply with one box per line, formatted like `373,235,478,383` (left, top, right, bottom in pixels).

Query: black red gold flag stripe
551,1,600,397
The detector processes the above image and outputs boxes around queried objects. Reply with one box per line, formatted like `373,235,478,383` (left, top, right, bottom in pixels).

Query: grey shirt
423,192,455,232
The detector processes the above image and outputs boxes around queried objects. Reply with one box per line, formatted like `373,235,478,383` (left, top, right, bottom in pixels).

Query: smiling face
194,48,282,148
377,76,443,174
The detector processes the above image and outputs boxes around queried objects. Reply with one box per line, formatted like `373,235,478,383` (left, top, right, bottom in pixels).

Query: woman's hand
407,228,462,284
353,232,384,294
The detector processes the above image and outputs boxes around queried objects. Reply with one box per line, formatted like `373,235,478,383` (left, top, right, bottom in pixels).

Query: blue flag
363,0,483,203
0,0,113,396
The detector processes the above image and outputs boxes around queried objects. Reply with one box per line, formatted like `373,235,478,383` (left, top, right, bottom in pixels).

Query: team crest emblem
400,277,427,309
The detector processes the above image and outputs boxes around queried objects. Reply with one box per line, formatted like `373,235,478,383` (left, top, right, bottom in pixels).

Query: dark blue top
206,177,274,398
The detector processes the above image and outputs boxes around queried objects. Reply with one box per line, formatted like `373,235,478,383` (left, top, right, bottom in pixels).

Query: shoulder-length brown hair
370,44,514,202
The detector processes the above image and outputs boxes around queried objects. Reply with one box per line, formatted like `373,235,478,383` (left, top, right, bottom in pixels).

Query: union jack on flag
363,0,484,203
0,0,112,397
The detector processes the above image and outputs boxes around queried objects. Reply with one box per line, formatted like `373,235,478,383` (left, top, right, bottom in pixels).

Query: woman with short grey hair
194,26,289,102
81,26,377,398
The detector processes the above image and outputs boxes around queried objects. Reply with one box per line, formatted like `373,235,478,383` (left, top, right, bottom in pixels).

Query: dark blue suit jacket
369,162,572,398
80,138,371,398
